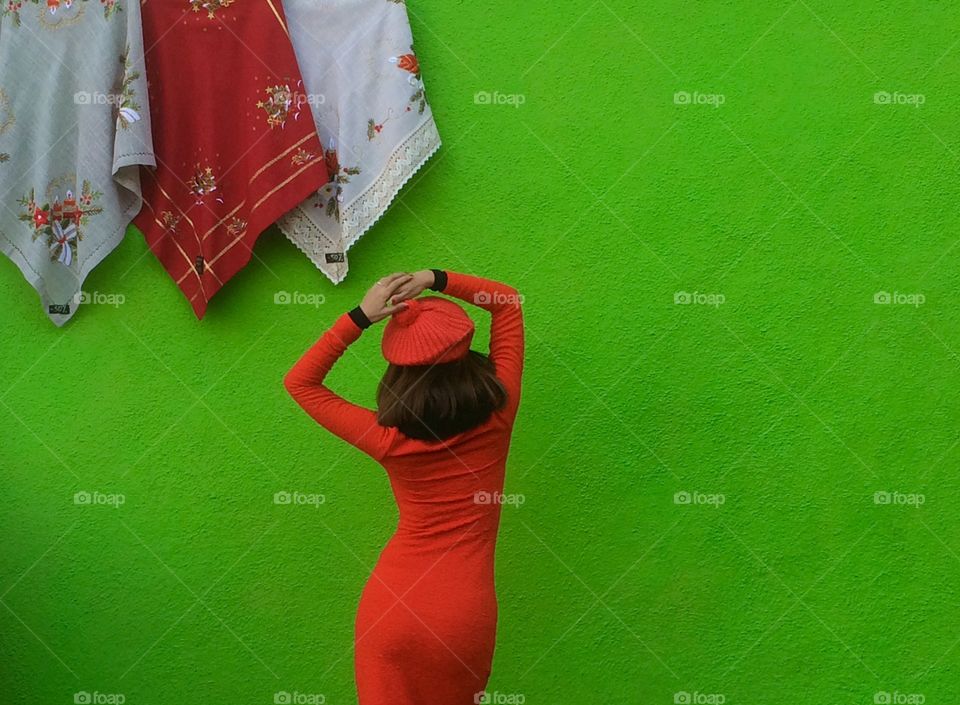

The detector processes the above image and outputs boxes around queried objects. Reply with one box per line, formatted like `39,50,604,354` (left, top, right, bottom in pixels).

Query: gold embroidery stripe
264,0,289,37
169,226,221,288
207,160,320,268
147,170,200,239
251,160,321,213
249,132,316,183
203,200,246,241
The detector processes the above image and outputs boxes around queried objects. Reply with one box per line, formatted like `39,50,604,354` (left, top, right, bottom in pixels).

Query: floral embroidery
312,144,360,220
3,0,120,26
392,53,419,76
389,46,426,114
291,148,319,166
367,111,397,141
226,217,246,236
1,1,25,26
160,211,181,234
0,88,14,135
17,179,103,267
188,164,222,204
190,0,233,19
256,84,301,129
114,46,143,129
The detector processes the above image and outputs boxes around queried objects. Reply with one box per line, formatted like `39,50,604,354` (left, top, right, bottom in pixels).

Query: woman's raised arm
396,269,525,419
284,274,412,460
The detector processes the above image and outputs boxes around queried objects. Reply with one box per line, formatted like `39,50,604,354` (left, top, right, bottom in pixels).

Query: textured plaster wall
3,2,960,703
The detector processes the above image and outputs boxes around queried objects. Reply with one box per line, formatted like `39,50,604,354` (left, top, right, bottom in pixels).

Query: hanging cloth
0,0,155,325
134,0,328,319
277,0,441,284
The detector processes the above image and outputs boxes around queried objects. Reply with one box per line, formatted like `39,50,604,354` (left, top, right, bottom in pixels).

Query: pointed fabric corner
0,0,156,326
277,0,441,285
134,0,329,319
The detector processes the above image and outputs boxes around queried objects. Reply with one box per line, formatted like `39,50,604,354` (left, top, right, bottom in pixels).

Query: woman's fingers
391,283,415,302
378,272,410,288
384,274,413,298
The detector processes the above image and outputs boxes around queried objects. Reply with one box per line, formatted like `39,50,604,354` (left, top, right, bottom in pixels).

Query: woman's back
284,269,524,705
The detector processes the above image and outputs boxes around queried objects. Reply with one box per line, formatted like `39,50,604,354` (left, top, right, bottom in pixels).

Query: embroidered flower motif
312,142,360,221
367,112,397,141
0,89,14,135
3,0,120,26
189,0,234,19
188,164,221,204
256,84,300,129
33,207,49,228
17,179,103,268
291,148,319,166
389,46,427,114
160,211,181,234
114,46,143,129
2,1,25,26
327,148,360,185
226,217,247,236
391,53,419,77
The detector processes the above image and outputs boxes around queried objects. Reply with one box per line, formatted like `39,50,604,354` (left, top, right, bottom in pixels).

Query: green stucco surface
3,2,960,703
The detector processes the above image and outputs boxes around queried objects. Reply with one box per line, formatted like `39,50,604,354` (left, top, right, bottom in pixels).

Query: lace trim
278,116,442,284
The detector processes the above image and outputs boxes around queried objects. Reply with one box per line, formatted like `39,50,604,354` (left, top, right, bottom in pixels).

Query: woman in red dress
284,269,524,704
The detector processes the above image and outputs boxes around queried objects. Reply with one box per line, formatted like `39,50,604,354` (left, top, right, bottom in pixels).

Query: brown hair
376,350,508,441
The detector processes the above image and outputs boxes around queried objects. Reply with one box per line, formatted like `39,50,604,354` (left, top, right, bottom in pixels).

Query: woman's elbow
283,369,304,399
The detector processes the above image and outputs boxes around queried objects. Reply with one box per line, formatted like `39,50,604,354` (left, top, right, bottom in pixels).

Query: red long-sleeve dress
284,272,524,705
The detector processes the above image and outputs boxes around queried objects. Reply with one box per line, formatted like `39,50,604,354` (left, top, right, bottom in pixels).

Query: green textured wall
3,2,960,703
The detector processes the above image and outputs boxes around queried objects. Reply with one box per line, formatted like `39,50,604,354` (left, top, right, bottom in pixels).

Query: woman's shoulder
380,410,513,460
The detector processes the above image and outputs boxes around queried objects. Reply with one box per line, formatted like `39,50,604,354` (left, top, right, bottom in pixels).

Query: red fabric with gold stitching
135,0,327,319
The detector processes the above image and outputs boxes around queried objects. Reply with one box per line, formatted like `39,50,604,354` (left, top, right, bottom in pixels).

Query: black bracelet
429,269,447,291
348,305,373,329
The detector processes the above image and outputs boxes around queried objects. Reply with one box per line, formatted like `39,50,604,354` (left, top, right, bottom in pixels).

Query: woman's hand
359,272,413,324
391,269,434,304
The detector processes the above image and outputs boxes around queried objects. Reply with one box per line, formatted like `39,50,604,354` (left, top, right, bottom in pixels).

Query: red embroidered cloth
135,0,328,318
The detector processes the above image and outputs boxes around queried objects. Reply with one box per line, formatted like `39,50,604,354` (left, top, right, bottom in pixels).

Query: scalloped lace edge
278,117,442,285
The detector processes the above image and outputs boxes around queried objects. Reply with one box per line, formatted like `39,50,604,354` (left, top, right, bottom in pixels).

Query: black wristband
348,305,373,329
429,269,447,291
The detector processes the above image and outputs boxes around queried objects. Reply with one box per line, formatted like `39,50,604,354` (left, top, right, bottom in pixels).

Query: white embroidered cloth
0,0,155,325
278,0,441,283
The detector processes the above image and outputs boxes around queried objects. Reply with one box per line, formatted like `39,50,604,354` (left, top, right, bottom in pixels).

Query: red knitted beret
381,296,475,365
